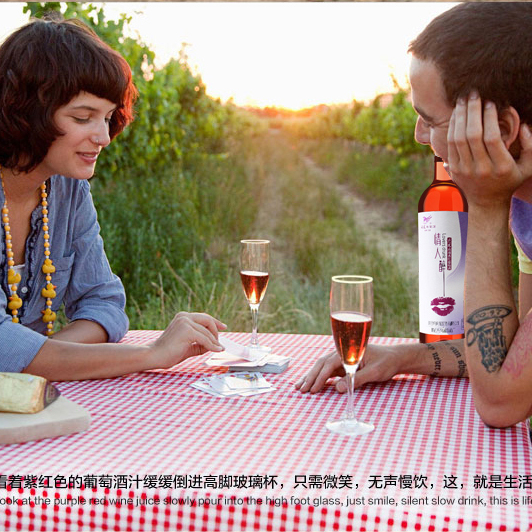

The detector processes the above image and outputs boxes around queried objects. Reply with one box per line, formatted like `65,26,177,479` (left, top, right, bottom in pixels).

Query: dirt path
301,155,419,279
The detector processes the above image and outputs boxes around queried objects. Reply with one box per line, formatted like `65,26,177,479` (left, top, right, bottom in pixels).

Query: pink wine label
418,211,468,335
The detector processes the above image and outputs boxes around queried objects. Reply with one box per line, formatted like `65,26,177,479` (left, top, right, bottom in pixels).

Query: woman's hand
447,92,532,207
23,312,226,381
148,312,227,369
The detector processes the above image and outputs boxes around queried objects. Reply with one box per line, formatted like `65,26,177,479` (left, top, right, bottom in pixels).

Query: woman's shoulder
50,175,91,192
48,176,95,220
49,175,92,202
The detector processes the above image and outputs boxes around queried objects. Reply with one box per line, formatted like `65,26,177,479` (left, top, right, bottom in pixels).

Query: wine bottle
418,156,468,343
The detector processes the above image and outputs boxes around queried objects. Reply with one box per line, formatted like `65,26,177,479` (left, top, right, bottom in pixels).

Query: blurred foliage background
23,3,517,337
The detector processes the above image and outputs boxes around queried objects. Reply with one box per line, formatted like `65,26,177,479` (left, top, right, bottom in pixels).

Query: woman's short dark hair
409,2,532,126
0,16,138,172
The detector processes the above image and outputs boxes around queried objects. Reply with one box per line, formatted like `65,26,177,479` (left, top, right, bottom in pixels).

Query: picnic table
1,330,531,531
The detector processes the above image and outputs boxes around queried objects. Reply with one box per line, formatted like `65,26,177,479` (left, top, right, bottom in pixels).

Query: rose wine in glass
418,156,468,343
326,275,374,436
240,240,270,353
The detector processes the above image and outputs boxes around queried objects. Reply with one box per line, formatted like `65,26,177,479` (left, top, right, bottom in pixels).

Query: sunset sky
0,2,454,110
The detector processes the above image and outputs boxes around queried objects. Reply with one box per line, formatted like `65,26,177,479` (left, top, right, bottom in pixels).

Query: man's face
409,56,454,162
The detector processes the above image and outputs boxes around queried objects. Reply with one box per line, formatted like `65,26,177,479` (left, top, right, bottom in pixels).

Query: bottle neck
433,158,452,183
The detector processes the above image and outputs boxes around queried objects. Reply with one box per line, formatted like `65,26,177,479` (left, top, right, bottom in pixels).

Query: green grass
293,137,432,237
91,129,419,338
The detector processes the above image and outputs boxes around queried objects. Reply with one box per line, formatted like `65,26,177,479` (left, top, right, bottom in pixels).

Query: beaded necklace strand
0,166,56,335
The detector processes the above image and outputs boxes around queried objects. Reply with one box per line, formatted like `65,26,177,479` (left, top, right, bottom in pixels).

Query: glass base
247,344,271,354
326,418,374,436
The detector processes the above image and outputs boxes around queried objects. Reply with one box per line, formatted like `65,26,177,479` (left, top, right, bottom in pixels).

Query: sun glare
1,2,455,110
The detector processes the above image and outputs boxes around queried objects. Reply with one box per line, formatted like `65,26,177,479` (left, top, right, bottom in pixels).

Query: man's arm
296,339,468,394
462,201,528,426
519,272,532,321
447,93,532,427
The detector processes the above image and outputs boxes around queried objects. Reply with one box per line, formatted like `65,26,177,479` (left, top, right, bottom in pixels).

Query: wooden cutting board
0,396,90,445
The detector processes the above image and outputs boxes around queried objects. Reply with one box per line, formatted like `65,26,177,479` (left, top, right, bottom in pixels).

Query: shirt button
20,286,28,294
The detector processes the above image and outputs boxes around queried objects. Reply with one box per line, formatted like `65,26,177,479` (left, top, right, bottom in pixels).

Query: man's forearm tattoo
427,344,442,376
428,342,467,377
466,305,512,373
442,341,467,378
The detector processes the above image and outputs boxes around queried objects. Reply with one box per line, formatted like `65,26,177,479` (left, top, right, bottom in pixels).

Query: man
296,2,532,428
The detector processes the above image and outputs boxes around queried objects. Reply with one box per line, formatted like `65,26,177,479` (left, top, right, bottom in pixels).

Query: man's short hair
0,16,138,172
409,2,532,125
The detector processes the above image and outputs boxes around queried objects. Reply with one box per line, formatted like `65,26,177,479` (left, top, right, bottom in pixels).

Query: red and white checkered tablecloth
1,331,531,532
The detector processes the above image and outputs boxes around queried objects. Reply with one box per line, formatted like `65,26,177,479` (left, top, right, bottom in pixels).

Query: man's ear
499,106,521,155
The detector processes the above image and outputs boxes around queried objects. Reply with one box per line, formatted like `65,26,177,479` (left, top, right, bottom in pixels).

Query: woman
0,16,225,380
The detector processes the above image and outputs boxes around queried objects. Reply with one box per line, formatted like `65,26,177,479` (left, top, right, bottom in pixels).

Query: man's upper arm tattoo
466,305,512,373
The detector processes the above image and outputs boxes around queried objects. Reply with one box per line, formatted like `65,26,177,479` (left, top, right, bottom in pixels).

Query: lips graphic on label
430,297,456,316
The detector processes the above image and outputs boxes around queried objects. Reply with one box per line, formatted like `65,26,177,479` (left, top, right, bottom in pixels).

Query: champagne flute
326,275,374,436
240,239,271,353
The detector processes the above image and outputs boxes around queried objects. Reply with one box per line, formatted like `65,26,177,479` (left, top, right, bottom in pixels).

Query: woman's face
40,92,116,180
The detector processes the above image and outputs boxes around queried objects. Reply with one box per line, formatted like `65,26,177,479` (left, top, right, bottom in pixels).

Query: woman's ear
498,106,521,152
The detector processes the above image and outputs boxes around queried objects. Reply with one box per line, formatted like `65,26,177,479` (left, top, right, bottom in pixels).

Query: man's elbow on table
474,398,530,429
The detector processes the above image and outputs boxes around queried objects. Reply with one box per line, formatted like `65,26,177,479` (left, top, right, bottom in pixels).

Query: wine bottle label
418,211,468,335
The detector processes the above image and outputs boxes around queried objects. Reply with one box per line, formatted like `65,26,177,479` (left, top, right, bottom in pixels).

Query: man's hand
295,340,470,394
295,344,403,394
447,92,532,207
294,351,345,393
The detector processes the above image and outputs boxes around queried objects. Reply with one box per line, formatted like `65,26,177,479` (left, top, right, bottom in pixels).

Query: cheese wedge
0,372,60,413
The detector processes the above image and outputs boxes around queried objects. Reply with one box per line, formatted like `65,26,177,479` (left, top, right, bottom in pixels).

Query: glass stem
344,365,358,421
249,303,260,347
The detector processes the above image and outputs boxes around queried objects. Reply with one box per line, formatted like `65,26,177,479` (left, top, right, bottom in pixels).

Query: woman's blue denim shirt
0,175,128,371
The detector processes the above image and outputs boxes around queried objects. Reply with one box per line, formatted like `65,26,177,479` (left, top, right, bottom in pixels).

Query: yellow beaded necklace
0,166,56,336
